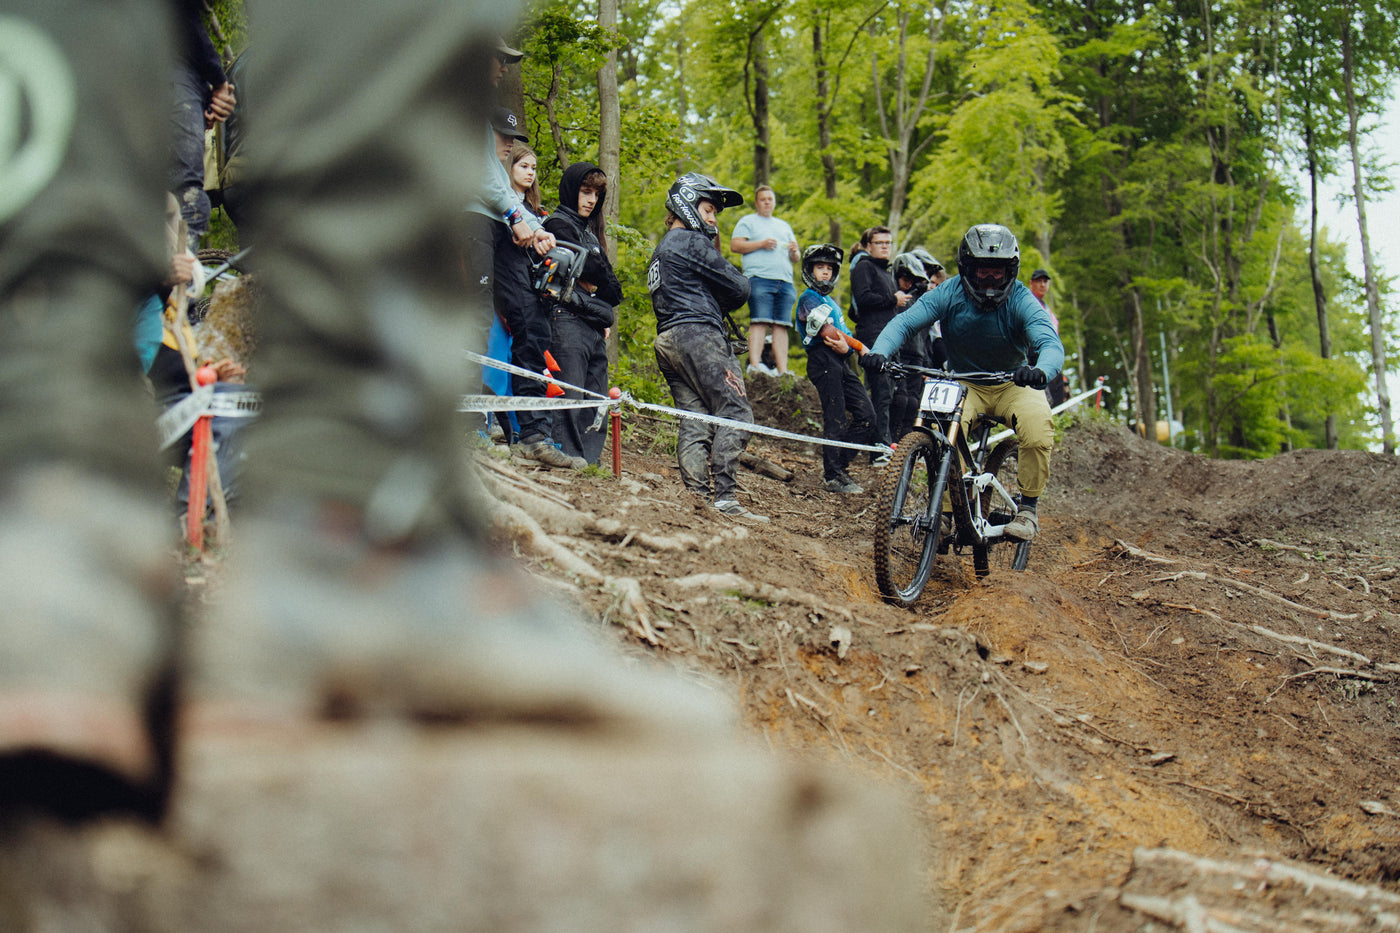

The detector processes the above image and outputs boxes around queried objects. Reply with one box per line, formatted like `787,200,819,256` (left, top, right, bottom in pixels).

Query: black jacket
176,0,227,93
545,214,619,331
647,228,750,335
543,162,622,332
851,255,898,346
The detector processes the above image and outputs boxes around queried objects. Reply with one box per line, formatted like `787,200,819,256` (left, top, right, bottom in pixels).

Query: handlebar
884,362,1017,383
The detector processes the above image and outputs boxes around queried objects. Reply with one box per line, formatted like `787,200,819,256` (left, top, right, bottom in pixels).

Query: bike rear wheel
873,432,949,606
972,438,1031,576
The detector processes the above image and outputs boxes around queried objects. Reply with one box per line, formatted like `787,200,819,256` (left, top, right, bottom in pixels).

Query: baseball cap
494,37,524,63
491,107,528,142
1030,269,1051,281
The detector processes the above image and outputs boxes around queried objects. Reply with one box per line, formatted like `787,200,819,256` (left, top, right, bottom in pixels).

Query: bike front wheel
874,432,951,606
972,437,1032,576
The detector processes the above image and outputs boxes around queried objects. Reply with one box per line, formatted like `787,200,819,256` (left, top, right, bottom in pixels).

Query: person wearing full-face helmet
794,245,878,494
861,224,1064,542
647,173,767,523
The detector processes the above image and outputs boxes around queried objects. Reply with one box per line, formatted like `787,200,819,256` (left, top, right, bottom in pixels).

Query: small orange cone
543,350,564,398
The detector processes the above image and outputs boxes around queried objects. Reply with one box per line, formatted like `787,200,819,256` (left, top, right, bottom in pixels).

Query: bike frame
904,367,1020,549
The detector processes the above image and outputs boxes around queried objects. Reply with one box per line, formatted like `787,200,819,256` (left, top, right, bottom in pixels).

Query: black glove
1013,365,1048,389
861,352,889,374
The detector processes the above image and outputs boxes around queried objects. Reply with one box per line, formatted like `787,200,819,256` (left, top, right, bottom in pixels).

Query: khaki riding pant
935,380,1055,513
960,381,1054,498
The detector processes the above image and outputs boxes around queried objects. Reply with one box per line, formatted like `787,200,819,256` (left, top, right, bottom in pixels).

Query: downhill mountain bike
872,365,1033,606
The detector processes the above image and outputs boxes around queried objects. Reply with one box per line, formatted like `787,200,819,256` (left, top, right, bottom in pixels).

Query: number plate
919,379,963,414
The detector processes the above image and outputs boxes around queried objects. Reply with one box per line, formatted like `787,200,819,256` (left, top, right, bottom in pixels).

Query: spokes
873,434,943,605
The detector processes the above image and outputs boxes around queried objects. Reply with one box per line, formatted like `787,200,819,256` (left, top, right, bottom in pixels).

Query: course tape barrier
464,349,893,454
460,394,608,413
155,387,262,451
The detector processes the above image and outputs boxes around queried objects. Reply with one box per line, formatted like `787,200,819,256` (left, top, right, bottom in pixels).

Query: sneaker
824,475,864,494
713,498,770,523
487,422,505,442
747,362,777,378
1004,507,1039,541
871,450,892,466
940,513,953,539
516,437,585,470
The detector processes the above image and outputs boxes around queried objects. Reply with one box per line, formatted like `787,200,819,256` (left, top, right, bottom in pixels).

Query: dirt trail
508,375,1400,931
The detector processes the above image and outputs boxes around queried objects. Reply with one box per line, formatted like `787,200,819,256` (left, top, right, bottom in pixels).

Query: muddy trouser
550,310,609,463
960,381,1054,498
653,323,753,500
492,223,552,441
227,0,512,541
806,344,876,481
169,65,211,245
0,0,184,813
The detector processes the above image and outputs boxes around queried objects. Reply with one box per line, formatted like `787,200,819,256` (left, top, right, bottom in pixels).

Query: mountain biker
647,173,767,523
860,223,1064,541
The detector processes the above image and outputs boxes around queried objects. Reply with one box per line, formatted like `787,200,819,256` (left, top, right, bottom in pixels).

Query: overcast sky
1307,84,1399,286
1301,83,1398,447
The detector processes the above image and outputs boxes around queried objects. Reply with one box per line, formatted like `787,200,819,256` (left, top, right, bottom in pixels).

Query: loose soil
498,372,1400,931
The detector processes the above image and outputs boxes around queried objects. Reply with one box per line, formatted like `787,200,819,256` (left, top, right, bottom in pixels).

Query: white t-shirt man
731,212,797,281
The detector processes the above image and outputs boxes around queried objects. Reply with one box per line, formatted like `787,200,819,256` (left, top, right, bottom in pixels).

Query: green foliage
215,0,1400,458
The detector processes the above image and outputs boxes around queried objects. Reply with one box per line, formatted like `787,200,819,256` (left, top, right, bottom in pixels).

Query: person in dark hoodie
849,226,910,462
544,162,622,464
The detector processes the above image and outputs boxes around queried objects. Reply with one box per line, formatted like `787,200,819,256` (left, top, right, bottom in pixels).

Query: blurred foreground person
0,2,923,929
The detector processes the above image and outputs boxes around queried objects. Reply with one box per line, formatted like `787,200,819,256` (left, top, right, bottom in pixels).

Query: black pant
864,368,895,450
491,223,552,439
807,346,876,481
653,323,753,500
550,311,609,464
890,371,923,442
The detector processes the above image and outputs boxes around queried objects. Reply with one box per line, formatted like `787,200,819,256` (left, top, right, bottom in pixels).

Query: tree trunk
1342,17,1394,453
1128,289,1156,439
597,0,621,365
872,0,947,243
543,60,571,170
813,21,840,246
1305,117,1338,449
751,25,771,187
1267,308,1293,452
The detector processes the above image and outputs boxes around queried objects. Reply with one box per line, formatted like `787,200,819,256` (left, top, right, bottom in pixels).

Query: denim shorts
746,276,797,328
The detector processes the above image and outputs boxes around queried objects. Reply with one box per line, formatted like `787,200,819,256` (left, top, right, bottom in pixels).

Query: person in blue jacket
793,244,877,495
861,224,1064,541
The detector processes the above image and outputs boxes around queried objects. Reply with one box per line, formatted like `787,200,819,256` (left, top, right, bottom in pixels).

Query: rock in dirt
829,624,852,659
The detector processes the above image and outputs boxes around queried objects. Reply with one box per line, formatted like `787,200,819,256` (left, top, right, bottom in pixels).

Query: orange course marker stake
186,366,218,550
609,387,622,478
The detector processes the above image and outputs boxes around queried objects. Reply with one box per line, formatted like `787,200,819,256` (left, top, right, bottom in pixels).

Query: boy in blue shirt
794,245,878,494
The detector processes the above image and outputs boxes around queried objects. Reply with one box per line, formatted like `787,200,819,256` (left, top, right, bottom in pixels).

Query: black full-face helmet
957,223,1020,311
891,252,931,292
801,243,844,295
910,247,943,276
665,172,743,237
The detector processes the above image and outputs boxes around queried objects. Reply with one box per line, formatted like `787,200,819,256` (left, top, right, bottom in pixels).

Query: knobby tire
873,432,949,606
